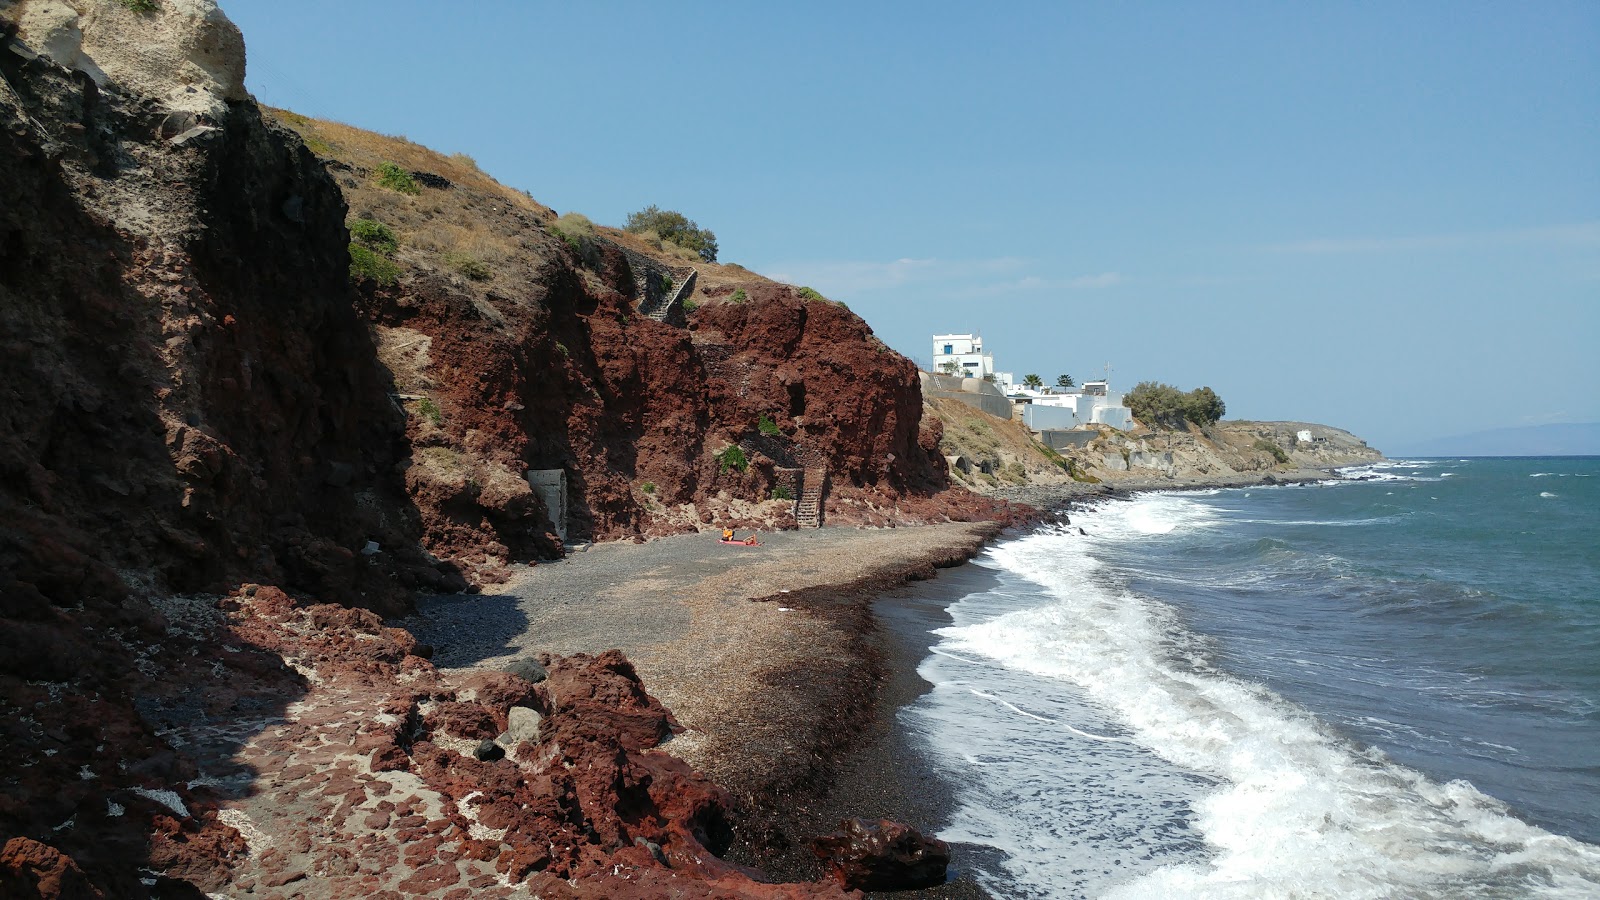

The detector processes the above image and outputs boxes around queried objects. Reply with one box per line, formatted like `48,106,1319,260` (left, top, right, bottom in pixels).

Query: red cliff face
0,9,1015,895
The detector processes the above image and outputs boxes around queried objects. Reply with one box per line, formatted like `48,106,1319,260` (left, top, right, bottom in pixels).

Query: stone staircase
606,240,696,326
642,268,696,323
794,466,827,528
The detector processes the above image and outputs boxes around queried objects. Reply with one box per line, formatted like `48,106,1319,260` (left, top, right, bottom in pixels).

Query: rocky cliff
0,2,1009,895
930,394,1383,492
269,112,1004,585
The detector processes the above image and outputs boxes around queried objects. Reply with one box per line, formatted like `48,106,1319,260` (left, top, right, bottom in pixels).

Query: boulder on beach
813,817,950,891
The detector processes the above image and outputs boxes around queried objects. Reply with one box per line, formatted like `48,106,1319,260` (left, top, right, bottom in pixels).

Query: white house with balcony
932,334,1013,390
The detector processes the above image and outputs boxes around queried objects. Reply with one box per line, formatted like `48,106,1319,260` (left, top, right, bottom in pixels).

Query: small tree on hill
1023,374,1044,390
1056,374,1075,388
1183,386,1226,426
1126,381,1228,427
624,205,718,263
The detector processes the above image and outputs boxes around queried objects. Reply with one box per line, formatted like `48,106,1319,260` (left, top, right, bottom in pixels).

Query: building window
943,344,953,354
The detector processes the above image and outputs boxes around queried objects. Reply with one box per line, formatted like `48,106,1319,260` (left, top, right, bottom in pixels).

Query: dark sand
401,523,1007,894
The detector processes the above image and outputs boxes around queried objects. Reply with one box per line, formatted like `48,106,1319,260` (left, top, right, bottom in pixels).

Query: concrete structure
919,371,1012,419
1022,403,1080,431
1040,429,1098,450
525,469,567,540
1017,380,1134,431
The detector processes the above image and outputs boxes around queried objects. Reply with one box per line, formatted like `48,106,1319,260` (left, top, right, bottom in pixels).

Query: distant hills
1393,423,1600,457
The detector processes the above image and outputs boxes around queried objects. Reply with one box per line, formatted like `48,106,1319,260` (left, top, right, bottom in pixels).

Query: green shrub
551,212,595,253
445,251,491,281
349,244,400,285
349,218,398,255
641,481,656,494
555,341,569,358
797,286,826,302
770,484,794,501
682,298,699,313
757,413,781,437
375,162,420,195
661,273,675,293
1126,382,1226,427
415,397,443,426
1253,438,1290,465
730,288,748,304
716,445,748,474
624,205,718,262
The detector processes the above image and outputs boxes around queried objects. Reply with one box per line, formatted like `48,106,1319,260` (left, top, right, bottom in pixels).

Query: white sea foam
926,498,1600,898
1540,492,1558,498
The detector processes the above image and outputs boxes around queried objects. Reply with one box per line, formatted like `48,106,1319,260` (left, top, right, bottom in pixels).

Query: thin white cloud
1264,222,1600,255
764,256,1028,294
1066,271,1123,289
966,271,1124,297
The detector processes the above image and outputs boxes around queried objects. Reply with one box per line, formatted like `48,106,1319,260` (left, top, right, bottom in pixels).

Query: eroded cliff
0,2,1007,895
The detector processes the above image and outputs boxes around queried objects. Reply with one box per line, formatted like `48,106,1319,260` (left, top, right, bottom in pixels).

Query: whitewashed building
1021,380,1133,431
932,334,1013,389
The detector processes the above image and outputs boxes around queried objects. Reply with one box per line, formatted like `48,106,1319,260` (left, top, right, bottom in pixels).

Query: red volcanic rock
542,650,677,751
0,838,103,900
813,818,951,892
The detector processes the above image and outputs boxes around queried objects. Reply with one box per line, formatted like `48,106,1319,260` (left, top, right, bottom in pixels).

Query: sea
907,457,1600,898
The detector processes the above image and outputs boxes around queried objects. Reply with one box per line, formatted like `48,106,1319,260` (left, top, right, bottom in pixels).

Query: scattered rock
504,705,542,747
500,655,547,684
473,738,504,762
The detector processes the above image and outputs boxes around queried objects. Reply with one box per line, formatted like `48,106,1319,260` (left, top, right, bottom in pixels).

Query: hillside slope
928,397,1382,492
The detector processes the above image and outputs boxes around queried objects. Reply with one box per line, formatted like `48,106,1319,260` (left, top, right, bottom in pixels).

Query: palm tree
1056,374,1075,388
1023,374,1044,390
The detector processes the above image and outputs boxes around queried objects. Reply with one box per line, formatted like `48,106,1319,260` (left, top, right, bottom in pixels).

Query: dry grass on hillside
267,107,772,310
925,395,1079,488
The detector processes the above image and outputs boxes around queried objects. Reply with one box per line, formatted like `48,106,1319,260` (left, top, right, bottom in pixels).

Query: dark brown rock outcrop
814,818,951,892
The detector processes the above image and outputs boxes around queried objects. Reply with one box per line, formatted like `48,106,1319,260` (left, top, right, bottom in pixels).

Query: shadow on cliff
0,55,453,894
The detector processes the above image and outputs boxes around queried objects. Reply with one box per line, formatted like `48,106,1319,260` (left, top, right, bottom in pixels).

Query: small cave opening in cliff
788,382,806,417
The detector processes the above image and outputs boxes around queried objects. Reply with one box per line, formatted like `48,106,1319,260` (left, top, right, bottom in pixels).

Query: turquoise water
908,458,1600,898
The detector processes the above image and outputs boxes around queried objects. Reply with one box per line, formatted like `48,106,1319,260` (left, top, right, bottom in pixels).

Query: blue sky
225,1,1598,453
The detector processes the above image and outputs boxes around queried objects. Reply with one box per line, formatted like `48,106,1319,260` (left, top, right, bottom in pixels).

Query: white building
932,334,1012,388
1021,380,1134,431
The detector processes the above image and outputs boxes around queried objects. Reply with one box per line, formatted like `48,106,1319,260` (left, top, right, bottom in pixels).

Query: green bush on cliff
1254,438,1291,465
350,218,398,255
551,212,595,252
624,205,718,262
716,445,748,474
757,413,781,437
770,485,794,501
730,289,748,304
415,397,443,426
797,286,826,302
349,244,400,285
375,162,420,195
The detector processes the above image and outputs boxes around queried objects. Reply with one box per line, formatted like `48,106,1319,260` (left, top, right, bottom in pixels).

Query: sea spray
908,459,1600,897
